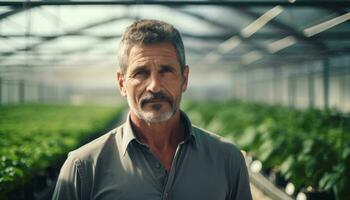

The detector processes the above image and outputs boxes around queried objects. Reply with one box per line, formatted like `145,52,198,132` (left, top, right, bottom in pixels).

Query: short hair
118,19,186,73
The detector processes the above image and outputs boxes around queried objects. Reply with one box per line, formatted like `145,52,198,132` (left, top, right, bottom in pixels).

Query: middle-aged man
52,19,252,200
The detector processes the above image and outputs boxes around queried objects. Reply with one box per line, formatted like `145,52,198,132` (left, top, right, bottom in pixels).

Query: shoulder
191,125,248,181
67,124,123,163
54,125,125,199
192,125,244,161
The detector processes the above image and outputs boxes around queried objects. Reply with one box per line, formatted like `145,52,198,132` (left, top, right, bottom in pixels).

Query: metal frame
0,0,349,70
0,15,131,57
1,1,350,7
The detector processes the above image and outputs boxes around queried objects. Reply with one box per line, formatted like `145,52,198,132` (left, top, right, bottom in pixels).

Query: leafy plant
183,100,350,200
0,104,124,198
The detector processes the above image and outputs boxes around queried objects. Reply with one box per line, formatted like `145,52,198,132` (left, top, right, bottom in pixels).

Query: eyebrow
128,63,178,76
159,65,176,71
130,65,148,73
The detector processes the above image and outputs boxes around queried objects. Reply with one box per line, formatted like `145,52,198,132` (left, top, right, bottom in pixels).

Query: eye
159,66,175,74
134,69,150,77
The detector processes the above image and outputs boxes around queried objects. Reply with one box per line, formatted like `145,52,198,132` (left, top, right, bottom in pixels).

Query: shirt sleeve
231,150,253,200
52,154,84,200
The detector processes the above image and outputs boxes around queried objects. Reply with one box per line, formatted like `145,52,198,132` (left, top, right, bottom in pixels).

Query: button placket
161,144,185,200
155,163,161,169
163,192,169,200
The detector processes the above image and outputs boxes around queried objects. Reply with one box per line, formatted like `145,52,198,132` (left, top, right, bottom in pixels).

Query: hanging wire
55,5,62,68
134,0,145,21
24,0,31,68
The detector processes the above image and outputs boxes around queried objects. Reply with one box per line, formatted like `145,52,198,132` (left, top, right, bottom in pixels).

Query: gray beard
127,100,176,123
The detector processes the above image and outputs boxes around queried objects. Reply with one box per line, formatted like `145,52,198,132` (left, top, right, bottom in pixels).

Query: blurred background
0,0,349,111
0,0,350,200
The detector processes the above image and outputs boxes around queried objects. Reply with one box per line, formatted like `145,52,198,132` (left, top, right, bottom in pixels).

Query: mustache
140,92,172,107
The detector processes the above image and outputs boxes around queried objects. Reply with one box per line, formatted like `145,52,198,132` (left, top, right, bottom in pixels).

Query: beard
127,91,181,123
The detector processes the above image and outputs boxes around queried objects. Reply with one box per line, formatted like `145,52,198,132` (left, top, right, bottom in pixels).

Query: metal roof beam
0,0,69,22
0,4,37,21
0,33,120,40
0,32,230,41
1,32,349,40
237,8,328,53
0,7,28,21
178,9,270,54
326,7,350,16
0,15,131,58
1,1,349,8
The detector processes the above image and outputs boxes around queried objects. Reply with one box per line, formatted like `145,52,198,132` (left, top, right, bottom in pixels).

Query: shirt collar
121,113,137,157
120,110,197,157
180,110,197,147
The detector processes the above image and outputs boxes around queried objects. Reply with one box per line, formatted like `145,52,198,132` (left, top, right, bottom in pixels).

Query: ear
181,65,189,92
116,71,127,97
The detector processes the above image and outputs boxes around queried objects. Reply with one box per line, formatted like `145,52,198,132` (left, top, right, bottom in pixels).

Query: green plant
0,104,124,198
183,100,350,200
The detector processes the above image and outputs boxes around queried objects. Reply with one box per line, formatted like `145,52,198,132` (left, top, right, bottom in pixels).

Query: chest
90,145,229,200
149,146,177,172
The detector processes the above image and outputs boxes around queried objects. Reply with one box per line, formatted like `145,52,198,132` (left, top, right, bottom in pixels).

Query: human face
117,42,189,123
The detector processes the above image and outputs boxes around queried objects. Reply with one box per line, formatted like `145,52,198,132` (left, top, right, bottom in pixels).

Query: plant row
182,101,350,200
0,104,124,198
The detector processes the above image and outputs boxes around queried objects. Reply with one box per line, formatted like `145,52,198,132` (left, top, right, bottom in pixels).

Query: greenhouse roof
0,0,349,88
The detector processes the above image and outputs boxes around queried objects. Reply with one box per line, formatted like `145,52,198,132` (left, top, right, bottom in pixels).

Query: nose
146,72,162,93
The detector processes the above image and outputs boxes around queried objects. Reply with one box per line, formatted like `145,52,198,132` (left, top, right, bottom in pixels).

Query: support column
307,64,315,109
0,78,2,105
323,59,330,110
232,72,237,100
39,82,45,103
340,74,346,111
273,66,280,105
245,70,249,101
19,81,25,104
288,74,295,108
8,81,13,104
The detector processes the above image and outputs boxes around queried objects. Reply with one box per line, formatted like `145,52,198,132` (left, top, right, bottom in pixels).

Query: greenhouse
0,0,349,200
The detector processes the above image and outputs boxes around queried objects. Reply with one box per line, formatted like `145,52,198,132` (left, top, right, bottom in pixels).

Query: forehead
127,42,180,69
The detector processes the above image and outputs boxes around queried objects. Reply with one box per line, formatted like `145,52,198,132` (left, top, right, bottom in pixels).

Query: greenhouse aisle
251,184,272,200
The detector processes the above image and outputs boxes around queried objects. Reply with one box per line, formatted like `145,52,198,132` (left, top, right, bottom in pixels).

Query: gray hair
117,19,186,73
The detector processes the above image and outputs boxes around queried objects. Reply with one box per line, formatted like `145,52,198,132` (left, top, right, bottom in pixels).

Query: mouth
140,92,173,108
146,99,166,103
142,99,168,107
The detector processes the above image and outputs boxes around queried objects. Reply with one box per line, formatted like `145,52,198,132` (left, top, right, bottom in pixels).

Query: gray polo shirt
52,112,252,200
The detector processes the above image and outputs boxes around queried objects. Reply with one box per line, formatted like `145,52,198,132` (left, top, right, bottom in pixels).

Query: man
52,19,252,200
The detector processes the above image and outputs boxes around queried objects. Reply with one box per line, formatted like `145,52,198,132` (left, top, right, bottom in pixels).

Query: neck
130,110,185,152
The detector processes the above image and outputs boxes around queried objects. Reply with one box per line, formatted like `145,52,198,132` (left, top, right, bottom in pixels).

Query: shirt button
164,192,169,199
